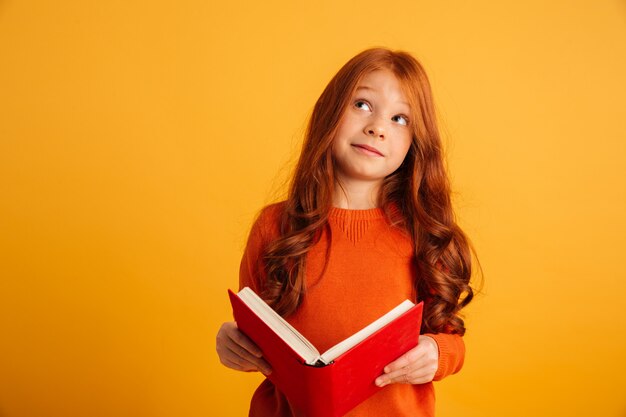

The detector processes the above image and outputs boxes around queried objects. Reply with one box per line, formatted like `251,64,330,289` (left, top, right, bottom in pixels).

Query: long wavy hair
260,47,479,336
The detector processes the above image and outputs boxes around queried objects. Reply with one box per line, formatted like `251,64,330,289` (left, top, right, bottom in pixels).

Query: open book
235,286,416,366
228,287,423,417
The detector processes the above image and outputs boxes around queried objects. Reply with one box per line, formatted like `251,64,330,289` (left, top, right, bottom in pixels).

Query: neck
332,177,382,209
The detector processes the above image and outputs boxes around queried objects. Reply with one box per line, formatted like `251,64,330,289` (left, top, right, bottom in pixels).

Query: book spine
298,363,337,417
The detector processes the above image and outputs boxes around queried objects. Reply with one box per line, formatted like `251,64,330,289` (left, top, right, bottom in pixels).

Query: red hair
261,47,478,336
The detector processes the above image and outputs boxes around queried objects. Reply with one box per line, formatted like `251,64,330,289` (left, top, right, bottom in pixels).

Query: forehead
354,69,409,107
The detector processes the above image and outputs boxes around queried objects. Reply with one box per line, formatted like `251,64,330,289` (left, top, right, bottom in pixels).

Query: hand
216,321,272,375
375,335,438,387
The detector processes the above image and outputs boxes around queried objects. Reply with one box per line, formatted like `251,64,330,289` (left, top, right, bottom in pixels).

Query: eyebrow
355,85,409,107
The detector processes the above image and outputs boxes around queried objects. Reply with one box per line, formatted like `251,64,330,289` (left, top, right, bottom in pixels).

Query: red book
228,287,423,417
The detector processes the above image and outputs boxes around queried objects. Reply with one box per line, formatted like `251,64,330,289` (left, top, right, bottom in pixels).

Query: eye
354,100,371,111
392,115,410,126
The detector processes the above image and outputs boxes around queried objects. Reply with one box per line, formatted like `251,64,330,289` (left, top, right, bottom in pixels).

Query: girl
216,47,478,417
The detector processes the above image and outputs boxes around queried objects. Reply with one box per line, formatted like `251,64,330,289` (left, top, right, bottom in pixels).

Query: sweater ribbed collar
328,206,385,221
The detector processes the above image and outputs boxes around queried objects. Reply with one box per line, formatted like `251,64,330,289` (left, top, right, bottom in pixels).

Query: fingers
224,341,272,375
216,321,272,375
229,322,264,358
222,353,272,375
375,366,433,387
383,346,425,374
375,339,439,387
223,340,259,368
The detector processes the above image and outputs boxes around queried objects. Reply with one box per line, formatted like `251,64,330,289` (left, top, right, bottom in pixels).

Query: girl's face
331,69,413,187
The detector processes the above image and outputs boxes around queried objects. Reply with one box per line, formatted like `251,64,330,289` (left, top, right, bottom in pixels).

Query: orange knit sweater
239,202,465,417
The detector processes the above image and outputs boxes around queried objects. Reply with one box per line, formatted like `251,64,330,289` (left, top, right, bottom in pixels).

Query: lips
351,144,384,157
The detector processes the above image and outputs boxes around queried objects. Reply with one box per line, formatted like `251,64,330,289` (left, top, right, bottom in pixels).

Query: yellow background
1,1,625,416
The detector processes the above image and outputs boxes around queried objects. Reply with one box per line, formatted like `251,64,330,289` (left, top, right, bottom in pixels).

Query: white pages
237,287,415,366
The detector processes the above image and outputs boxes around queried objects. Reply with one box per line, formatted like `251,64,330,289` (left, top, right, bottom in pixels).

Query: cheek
330,138,348,164
394,137,413,163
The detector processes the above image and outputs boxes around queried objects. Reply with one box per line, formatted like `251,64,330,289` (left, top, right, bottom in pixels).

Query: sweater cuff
423,332,465,381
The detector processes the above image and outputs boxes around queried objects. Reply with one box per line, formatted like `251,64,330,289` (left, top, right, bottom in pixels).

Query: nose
364,119,385,140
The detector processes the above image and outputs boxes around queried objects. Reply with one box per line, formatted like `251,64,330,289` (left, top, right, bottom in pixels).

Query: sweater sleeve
238,213,267,294
423,332,465,381
238,204,282,293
